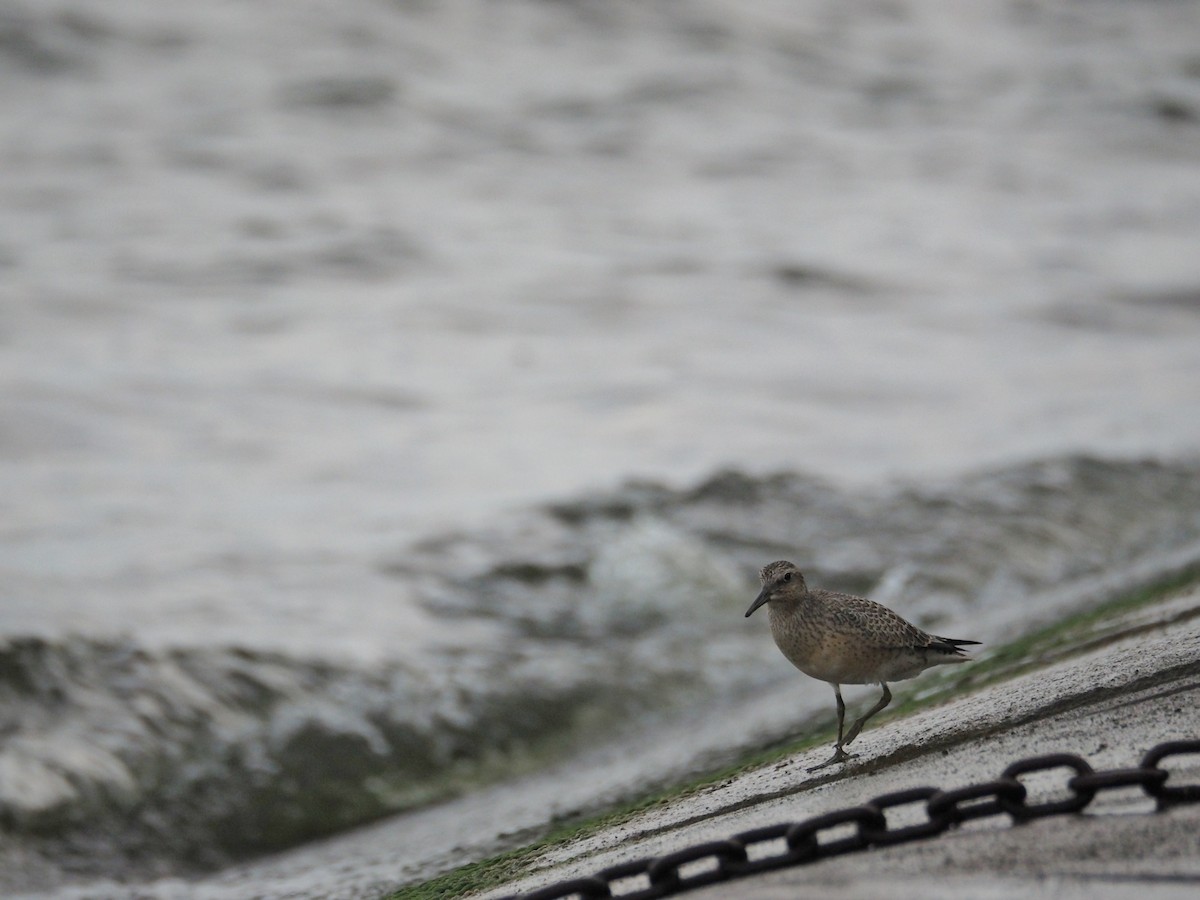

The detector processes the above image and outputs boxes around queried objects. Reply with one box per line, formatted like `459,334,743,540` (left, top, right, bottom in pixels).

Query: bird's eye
782,572,792,582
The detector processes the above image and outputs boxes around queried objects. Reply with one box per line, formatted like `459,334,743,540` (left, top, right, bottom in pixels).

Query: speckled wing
818,590,940,650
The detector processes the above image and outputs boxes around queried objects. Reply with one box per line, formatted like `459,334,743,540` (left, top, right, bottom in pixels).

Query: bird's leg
843,683,892,747
808,684,858,772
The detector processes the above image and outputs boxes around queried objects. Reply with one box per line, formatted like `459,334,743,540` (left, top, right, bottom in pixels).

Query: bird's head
744,560,807,617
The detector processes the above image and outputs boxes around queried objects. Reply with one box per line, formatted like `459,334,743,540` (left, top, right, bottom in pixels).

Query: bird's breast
769,617,866,683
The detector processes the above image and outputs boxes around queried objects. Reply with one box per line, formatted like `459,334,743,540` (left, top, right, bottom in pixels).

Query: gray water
3,1,1200,897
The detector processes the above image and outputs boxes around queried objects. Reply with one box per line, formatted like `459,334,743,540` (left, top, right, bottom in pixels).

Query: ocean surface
2,1,1200,898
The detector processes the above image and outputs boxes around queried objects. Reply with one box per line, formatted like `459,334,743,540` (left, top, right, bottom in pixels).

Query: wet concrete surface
487,586,1200,898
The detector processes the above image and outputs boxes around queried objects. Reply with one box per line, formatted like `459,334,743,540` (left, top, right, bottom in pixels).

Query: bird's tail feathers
929,636,980,657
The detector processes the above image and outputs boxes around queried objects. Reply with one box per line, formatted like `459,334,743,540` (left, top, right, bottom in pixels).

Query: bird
745,560,979,771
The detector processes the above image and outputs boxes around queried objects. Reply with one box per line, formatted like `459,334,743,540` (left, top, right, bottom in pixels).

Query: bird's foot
807,746,858,772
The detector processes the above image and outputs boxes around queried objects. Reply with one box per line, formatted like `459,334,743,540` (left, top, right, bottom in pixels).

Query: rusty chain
499,739,1200,900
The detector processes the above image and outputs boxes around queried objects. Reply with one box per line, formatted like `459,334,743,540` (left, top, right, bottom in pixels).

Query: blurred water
2,1,1200,897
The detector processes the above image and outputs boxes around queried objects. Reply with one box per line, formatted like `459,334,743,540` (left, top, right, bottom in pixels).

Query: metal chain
502,739,1200,900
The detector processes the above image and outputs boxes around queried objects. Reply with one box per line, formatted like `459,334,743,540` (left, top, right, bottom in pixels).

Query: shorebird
745,560,979,771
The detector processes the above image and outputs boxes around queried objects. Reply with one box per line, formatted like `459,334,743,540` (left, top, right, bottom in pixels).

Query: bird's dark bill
744,589,770,618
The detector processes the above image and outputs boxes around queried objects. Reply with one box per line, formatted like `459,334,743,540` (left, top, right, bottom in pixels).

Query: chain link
998,753,1095,821
500,739,1200,900
1143,741,1200,803
861,786,947,846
